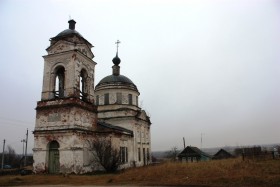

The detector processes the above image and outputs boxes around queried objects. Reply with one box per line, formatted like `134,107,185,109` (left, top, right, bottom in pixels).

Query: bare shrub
90,136,120,173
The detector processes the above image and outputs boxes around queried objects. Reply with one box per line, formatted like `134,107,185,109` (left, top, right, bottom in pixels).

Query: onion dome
95,51,138,92
112,54,121,65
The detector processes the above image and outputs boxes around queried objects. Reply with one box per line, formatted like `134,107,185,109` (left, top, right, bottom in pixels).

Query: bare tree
167,146,179,161
4,145,21,168
90,136,120,173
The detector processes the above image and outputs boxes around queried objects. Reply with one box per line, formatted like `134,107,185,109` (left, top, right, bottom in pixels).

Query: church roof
97,121,133,136
50,19,92,47
97,74,135,85
95,74,138,92
56,28,84,38
95,41,138,92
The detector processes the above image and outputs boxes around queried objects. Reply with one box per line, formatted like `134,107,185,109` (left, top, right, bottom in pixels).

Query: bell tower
33,20,97,174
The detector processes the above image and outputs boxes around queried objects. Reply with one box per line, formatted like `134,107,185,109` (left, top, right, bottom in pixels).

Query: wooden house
177,146,211,162
212,149,233,160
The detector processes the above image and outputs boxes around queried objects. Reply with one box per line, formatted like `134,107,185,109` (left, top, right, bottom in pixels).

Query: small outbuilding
212,149,233,160
178,146,211,162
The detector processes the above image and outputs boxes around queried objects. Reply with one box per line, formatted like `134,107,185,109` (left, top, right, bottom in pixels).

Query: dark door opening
48,141,60,174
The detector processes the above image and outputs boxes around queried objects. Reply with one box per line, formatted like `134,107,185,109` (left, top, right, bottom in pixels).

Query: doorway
48,141,60,173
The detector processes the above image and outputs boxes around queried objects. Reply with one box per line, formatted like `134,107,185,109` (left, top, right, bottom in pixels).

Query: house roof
97,121,133,136
178,146,211,158
212,149,233,159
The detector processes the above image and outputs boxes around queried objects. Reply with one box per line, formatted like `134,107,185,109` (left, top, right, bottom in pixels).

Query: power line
0,121,31,128
0,118,33,128
0,116,33,124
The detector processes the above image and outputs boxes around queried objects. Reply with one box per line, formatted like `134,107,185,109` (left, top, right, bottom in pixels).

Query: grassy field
1,158,280,186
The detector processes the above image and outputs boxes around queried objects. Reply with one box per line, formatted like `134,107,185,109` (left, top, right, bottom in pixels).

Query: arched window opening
79,69,88,101
54,67,65,98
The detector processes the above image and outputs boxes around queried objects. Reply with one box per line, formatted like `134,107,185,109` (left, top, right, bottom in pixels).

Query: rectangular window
117,93,122,104
138,148,141,161
143,148,146,165
120,147,124,163
104,93,109,105
137,131,140,142
120,146,128,163
147,148,150,162
128,94,132,105
125,147,128,163
136,96,138,106
96,95,99,105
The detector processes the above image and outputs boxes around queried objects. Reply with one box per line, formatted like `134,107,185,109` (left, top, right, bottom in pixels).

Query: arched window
54,67,65,98
79,69,88,101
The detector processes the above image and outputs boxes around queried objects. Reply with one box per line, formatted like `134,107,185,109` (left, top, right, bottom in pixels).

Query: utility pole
1,139,5,169
201,133,203,149
24,129,28,167
21,139,25,158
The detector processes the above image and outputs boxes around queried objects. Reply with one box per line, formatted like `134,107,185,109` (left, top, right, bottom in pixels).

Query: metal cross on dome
115,40,121,53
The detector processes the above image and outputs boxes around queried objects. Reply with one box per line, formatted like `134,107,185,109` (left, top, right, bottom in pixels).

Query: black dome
112,55,121,65
56,29,83,38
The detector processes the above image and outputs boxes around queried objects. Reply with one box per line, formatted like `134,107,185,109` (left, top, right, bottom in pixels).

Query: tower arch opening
54,66,65,98
79,68,88,101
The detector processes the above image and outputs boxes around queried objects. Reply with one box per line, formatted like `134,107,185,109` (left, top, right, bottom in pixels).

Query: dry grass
1,158,280,186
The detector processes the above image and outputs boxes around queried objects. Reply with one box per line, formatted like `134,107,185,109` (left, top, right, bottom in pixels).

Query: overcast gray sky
0,0,280,154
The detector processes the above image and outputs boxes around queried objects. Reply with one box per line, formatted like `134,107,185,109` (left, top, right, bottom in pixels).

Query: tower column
33,20,97,174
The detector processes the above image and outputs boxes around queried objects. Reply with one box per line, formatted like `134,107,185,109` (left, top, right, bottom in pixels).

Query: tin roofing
97,74,135,85
56,28,84,38
97,121,133,135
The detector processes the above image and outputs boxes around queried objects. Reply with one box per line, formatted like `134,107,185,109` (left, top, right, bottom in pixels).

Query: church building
33,20,151,174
